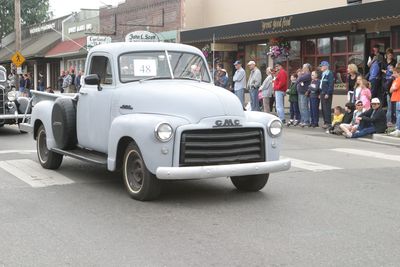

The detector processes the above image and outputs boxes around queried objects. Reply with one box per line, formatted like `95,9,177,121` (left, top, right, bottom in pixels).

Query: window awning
180,0,400,44
45,37,87,58
0,31,61,63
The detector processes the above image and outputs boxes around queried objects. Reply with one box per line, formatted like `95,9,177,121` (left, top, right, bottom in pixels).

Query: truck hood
117,80,245,123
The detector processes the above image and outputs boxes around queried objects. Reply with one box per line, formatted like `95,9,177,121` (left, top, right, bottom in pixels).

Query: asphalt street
0,124,400,267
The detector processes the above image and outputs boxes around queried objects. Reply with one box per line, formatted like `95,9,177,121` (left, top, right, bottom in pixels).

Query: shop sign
261,16,293,31
29,23,56,34
211,43,238,52
68,24,93,34
87,36,112,50
125,31,159,42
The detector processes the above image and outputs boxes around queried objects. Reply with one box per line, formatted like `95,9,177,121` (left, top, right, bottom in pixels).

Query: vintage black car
0,65,30,132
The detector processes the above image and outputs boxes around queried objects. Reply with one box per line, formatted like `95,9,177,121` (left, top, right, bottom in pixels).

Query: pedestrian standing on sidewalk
232,60,246,108
259,67,274,113
307,71,321,127
319,61,334,129
382,48,397,126
286,73,301,126
347,64,359,103
367,45,382,99
297,63,312,127
273,62,288,123
349,98,386,138
247,60,262,111
38,73,45,92
388,66,400,137
62,70,72,93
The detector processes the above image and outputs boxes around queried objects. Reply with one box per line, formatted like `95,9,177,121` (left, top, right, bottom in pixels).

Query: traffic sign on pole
11,51,25,67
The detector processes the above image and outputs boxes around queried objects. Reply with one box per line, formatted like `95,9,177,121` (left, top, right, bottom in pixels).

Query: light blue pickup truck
21,42,290,201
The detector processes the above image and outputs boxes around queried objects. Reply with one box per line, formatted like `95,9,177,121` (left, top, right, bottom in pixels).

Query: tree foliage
0,0,51,39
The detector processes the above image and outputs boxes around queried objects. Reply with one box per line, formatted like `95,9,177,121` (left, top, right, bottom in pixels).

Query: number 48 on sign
134,59,157,76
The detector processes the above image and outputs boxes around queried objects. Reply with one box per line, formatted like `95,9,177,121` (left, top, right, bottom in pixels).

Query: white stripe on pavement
284,157,342,172
331,148,400,163
0,150,36,155
0,159,74,188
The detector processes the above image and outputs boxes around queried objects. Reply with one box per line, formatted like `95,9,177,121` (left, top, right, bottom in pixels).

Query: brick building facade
99,0,182,42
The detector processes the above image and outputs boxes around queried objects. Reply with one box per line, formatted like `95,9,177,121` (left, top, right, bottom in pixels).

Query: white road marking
0,150,36,155
0,159,74,188
331,148,400,163
283,157,342,172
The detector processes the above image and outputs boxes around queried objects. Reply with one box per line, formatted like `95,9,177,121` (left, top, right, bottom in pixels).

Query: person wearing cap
319,61,334,129
389,65,400,137
247,60,262,111
348,97,387,138
273,61,288,122
215,64,229,90
232,60,246,107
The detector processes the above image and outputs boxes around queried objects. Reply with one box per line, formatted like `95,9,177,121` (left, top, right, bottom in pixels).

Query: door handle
79,91,88,95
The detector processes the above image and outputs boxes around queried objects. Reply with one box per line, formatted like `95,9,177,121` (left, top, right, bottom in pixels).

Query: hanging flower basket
266,37,291,59
201,44,211,59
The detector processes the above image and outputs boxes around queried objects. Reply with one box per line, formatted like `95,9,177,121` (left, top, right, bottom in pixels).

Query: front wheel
36,124,63,169
230,174,269,192
123,142,161,201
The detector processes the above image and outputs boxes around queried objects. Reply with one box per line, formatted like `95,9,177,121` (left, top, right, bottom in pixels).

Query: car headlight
268,119,283,137
7,91,16,102
154,122,173,142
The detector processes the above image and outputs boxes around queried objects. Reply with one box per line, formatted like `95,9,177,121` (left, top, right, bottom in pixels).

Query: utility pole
14,0,21,88
15,0,21,52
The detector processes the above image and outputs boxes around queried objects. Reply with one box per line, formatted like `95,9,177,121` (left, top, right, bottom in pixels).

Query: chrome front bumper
156,159,291,180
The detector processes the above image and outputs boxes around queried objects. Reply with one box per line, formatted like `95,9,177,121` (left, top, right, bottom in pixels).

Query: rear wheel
37,124,63,169
123,142,161,201
230,174,269,192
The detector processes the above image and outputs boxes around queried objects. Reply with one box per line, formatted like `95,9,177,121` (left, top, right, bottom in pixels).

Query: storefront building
0,16,69,90
45,9,102,77
99,0,182,43
181,0,400,94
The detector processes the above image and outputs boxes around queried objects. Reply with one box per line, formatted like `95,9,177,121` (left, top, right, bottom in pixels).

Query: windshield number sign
134,59,157,76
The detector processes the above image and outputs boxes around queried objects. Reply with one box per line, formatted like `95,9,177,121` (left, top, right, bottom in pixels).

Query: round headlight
154,122,173,142
268,120,283,137
7,91,16,102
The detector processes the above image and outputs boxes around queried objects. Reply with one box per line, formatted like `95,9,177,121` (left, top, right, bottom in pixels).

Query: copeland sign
125,31,159,42
87,36,112,50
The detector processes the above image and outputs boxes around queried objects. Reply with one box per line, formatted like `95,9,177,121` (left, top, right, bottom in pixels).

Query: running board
51,147,108,165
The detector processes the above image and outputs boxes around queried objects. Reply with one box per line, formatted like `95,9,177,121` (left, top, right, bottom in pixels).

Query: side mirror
84,74,102,91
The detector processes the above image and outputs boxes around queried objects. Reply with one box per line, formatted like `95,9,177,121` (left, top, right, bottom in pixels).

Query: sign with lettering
133,59,157,76
11,51,25,67
29,23,56,34
261,16,293,31
86,36,112,50
125,31,159,42
68,24,93,34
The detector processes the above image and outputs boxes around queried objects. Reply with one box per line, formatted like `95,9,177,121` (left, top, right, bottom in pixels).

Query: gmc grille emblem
213,119,242,128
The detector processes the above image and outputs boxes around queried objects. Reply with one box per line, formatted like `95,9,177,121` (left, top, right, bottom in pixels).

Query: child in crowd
327,106,344,134
307,71,320,127
286,73,301,126
389,66,400,136
358,79,372,110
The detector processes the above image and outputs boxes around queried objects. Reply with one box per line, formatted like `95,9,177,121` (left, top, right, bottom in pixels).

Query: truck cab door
77,54,115,153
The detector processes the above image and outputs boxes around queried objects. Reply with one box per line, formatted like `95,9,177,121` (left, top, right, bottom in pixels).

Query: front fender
31,100,56,149
107,114,189,173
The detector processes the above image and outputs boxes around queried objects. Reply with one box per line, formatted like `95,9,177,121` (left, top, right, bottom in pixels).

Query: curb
359,134,400,147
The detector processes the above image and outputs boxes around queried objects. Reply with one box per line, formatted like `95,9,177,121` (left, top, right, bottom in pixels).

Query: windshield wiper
175,77,202,82
139,76,170,83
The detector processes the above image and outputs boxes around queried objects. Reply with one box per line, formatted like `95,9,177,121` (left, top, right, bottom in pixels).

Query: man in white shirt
232,60,246,108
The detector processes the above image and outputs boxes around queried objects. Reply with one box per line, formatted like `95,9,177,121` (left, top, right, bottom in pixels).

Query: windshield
119,51,211,83
0,70,6,82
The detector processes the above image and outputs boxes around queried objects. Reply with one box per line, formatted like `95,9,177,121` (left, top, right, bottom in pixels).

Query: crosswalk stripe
283,157,342,172
0,150,36,155
331,148,400,163
0,159,74,188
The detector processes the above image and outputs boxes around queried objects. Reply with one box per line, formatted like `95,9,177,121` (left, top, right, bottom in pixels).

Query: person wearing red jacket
273,62,288,122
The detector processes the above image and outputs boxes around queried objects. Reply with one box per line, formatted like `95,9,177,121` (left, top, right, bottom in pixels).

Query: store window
333,36,347,54
318,38,331,55
288,41,301,75
391,27,400,62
